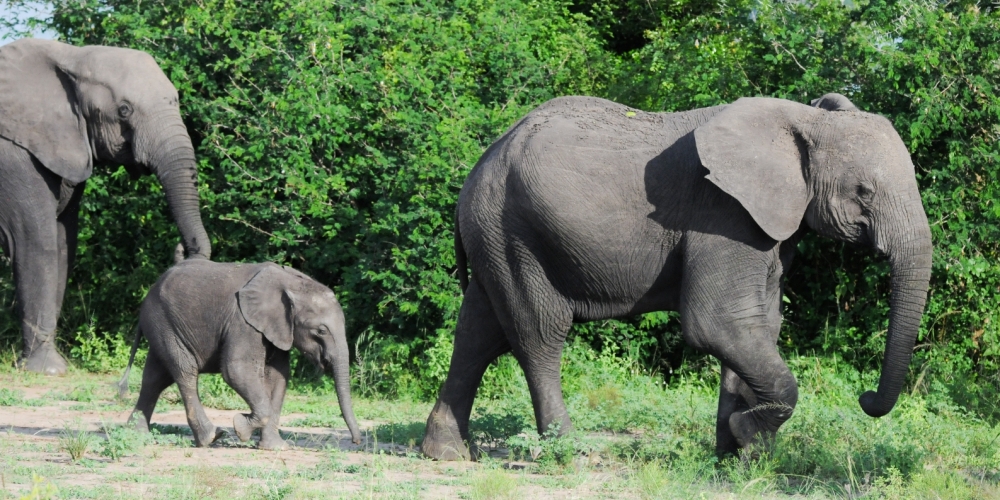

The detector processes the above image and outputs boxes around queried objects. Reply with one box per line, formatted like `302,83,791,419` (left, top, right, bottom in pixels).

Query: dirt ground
0,371,629,499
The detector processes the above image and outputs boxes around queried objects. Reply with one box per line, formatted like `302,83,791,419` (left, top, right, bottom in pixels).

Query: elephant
0,39,211,376
421,93,932,460
118,257,361,449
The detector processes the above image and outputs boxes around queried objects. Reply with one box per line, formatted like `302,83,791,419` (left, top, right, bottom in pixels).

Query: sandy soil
0,371,625,499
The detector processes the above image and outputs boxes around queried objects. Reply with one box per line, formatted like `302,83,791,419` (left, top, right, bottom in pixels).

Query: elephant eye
118,102,134,119
856,182,875,203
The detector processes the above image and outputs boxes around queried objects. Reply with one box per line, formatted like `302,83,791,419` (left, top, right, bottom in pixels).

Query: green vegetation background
0,0,998,412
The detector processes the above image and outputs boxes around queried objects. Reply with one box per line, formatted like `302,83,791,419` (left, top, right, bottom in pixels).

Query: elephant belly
510,169,685,319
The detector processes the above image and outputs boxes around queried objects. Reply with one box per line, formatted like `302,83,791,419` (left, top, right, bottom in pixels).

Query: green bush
0,0,996,413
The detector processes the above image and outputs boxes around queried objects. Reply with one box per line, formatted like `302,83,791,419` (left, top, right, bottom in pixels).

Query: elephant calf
120,258,361,449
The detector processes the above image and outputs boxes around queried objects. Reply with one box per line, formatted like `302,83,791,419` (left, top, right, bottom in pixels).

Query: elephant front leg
226,357,283,450
716,365,757,457
682,234,797,456
53,181,84,320
10,211,67,376
258,349,290,450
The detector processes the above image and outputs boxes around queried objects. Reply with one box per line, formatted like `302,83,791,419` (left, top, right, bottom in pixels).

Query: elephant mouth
320,356,334,373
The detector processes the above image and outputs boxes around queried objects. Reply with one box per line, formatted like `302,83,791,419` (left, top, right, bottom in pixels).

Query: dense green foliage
0,0,998,411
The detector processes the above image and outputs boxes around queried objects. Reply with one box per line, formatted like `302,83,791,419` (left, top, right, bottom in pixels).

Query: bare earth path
0,370,632,499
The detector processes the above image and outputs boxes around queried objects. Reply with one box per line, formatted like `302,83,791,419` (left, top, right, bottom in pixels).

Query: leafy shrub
99,424,151,461
0,0,996,409
0,388,23,406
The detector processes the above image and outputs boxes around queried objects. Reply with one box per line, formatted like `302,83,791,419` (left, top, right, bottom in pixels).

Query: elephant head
695,94,932,418
237,265,362,444
0,38,210,258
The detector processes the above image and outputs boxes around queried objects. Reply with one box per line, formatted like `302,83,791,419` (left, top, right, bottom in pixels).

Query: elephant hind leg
175,373,221,447
130,352,174,432
485,251,574,441
423,277,511,461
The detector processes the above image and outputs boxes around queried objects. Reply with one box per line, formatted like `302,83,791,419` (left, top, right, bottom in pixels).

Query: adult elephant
422,93,932,460
0,39,211,376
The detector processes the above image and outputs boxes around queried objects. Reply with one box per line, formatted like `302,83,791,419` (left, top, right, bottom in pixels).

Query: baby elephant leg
175,373,223,447
225,357,282,450
129,353,174,433
260,349,290,450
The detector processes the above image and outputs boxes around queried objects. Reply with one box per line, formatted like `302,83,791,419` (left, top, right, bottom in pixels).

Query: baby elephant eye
118,102,134,118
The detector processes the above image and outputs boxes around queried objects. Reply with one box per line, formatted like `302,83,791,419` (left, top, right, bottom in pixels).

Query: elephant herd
0,38,933,459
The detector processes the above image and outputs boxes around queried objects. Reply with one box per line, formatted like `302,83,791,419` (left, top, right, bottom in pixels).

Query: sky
0,2,57,46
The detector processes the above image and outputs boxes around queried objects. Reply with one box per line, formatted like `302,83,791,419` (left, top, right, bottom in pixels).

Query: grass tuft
58,422,93,462
468,468,520,500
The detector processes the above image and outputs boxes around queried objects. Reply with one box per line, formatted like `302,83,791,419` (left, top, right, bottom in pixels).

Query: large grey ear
694,97,815,242
810,93,859,112
0,39,92,183
237,264,294,351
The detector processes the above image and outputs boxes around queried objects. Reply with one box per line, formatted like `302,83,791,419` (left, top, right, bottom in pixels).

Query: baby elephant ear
694,97,816,242
810,92,859,112
237,264,294,351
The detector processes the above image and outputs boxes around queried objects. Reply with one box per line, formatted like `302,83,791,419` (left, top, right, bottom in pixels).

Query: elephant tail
116,324,143,399
174,243,185,264
455,206,469,293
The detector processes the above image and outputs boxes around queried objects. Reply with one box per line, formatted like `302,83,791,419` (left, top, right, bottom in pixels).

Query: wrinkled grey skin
120,257,361,449
0,39,211,376
422,94,932,460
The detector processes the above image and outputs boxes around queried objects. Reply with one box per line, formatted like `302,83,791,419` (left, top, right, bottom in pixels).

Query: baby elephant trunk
328,324,362,444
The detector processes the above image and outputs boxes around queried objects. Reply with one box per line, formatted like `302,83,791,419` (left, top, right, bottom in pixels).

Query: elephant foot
18,344,68,376
259,429,288,451
728,404,788,453
193,424,224,447
421,403,471,461
234,413,255,442
128,411,150,433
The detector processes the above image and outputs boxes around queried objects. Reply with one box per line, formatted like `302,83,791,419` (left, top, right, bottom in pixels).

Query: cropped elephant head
695,94,932,418
0,38,209,258
237,265,359,438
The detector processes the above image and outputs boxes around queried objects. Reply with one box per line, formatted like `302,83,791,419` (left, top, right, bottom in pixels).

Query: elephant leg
682,234,796,455
129,352,174,433
716,365,758,457
54,181,85,316
506,307,573,440
224,353,279,449
175,373,221,447
488,250,574,441
259,348,290,450
1,158,67,376
423,277,511,461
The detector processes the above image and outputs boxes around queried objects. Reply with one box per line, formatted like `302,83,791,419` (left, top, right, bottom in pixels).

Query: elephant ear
237,264,294,351
0,39,92,184
694,97,816,242
810,92,859,112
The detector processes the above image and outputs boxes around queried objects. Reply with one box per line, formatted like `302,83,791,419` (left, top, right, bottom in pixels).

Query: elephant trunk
858,204,932,417
145,114,211,260
329,323,362,444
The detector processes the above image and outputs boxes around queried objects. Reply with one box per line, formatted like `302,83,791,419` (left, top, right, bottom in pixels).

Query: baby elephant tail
116,324,143,399
174,243,185,264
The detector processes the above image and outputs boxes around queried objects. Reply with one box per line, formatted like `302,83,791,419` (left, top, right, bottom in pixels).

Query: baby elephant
119,258,362,449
